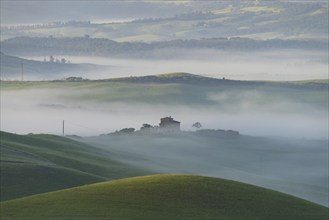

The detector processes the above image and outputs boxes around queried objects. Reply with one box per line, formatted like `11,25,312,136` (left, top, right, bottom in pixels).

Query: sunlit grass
1,174,327,219
309,9,326,16
114,34,164,42
241,6,281,13
211,7,232,15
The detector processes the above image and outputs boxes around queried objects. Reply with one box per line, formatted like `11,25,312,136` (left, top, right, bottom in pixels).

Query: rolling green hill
0,131,149,201
1,174,328,220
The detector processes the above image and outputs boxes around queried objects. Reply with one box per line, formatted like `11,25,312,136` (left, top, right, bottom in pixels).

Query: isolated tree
142,123,152,128
49,55,55,63
141,123,153,131
192,122,202,129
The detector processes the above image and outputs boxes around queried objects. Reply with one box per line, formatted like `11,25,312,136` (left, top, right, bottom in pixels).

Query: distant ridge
95,72,328,90
100,72,248,85
156,72,207,79
1,174,328,219
2,37,326,58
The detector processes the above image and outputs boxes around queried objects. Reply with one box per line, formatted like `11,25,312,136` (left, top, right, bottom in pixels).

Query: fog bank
82,134,329,207
1,87,327,139
22,49,328,81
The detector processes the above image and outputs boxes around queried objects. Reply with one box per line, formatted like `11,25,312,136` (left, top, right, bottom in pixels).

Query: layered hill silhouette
101,72,328,90
0,52,109,80
1,175,328,220
0,131,149,201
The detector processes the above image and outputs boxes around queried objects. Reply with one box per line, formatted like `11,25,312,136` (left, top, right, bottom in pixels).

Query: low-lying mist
1,50,328,207
21,49,328,81
2,85,327,206
81,133,328,206
81,133,328,207
1,85,327,139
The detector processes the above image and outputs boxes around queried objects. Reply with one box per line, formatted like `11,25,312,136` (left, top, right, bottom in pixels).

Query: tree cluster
2,36,326,58
44,56,70,64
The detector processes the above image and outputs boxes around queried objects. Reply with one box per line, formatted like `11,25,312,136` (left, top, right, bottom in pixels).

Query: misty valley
1,73,328,208
1,0,328,219
2,74,327,138
83,131,328,206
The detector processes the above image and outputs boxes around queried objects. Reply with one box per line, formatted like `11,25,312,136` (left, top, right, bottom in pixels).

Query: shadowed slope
0,52,108,80
0,131,149,201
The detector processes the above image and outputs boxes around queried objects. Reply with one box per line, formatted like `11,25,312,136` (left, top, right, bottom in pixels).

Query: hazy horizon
0,1,328,213
1,0,327,136
16,49,327,81
1,0,328,25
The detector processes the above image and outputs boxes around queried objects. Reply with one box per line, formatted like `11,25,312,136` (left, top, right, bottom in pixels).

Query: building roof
160,116,180,124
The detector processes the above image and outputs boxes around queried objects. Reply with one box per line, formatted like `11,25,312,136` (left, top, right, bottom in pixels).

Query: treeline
1,36,327,57
1,21,93,30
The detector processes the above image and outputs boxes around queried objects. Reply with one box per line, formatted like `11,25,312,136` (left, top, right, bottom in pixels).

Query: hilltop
1,175,328,220
100,72,328,89
1,72,327,110
103,72,224,84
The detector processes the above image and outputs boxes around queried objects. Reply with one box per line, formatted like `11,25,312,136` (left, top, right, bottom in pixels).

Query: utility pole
21,63,24,81
62,120,65,136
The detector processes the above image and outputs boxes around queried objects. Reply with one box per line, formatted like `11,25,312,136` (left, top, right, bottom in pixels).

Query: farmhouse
159,116,180,132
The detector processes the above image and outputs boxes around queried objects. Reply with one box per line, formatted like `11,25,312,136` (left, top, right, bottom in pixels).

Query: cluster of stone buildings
111,116,180,135
110,116,239,137
139,116,180,133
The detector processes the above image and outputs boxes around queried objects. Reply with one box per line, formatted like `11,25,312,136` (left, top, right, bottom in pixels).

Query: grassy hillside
1,175,328,220
83,132,329,207
0,131,149,201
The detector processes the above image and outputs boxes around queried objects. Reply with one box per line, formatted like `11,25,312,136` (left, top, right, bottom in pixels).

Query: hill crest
1,174,328,219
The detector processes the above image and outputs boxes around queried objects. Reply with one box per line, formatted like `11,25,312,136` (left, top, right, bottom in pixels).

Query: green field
0,131,149,201
1,174,328,220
